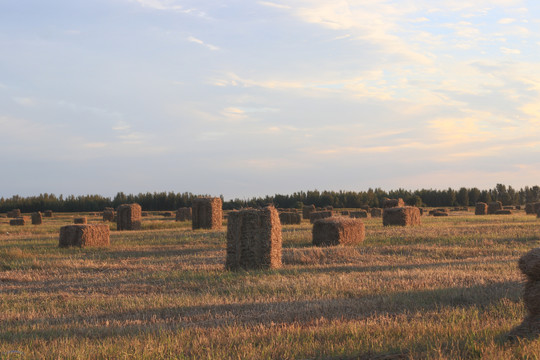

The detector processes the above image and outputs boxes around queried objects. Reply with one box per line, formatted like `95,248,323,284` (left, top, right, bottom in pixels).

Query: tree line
1,184,540,213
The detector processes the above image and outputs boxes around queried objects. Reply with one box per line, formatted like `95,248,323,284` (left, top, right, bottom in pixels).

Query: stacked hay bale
475,202,488,215
192,197,222,230
383,207,421,226
225,206,282,270
44,210,53,218
508,248,540,339
74,217,87,224
117,203,142,231
302,204,316,220
176,207,192,222
312,217,365,247
7,209,21,218
350,210,368,218
279,211,301,225
31,212,42,225
10,218,25,226
371,208,383,218
103,207,115,222
488,201,503,215
59,224,110,248
309,210,333,224
382,198,404,208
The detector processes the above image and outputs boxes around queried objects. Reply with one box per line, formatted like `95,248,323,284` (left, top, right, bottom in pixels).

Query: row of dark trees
1,184,540,213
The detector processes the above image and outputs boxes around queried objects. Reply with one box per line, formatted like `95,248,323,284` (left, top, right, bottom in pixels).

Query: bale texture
31,212,42,225
10,218,25,226
488,201,503,215
309,211,333,224
302,204,316,220
74,217,87,224
370,208,383,218
43,210,53,218
117,203,142,231
383,207,421,226
475,202,488,215
382,198,404,209
192,197,222,230
161,211,174,217
433,211,449,217
312,217,365,247
225,206,282,270
349,210,368,218
496,210,512,215
59,224,110,248
176,207,192,222
7,209,21,218
103,207,115,222
279,212,301,225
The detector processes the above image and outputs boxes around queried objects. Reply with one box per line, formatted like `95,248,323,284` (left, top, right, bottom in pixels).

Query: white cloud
187,36,219,51
500,47,521,54
12,97,36,107
499,18,516,24
258,1,291,10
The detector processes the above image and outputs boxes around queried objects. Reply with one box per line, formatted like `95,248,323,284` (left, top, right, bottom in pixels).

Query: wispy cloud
133,0,204,16
258,1,291,10
187,36,219,51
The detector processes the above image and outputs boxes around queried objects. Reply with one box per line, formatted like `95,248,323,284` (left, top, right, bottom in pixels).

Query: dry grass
0,210,540,358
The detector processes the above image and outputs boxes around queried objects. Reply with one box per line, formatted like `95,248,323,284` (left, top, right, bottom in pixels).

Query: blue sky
1,0,540,199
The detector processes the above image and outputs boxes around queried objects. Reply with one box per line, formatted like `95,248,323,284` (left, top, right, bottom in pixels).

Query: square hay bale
475,202,488,215
535,203,540,215
516,205,522,210
312,217,365,247
383,207,421,226
117,203,142,231
360,205,370,211
192,197,222,230
59,224,110,248
349,210,368,218
10,218,25,226
309,210,333,224
7,209,21,218
488,201,503,215
74,217,87,224
496,210,513,215
279,211,301,225
161,211,174,217
103,207,115,222
433,211,449,217
31,212,42,225
176,207,192,222
382,198,405,208
503,206,514,210
370,208,383,217
302,204,316,220
44,210,53,218
226,206,282,270
526,203,535,214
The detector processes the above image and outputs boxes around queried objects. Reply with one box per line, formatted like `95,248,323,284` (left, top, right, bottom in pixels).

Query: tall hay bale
103,207,115,222
176,207,192,222
31,212,42,225
508,248,540,340
488,201,503,215
192,197,222,230
10,218,25,226
309,210,333,224
279,212,301,225
312,217,365,247
382,198,404,208
44,210,53,218
225,206,282,270
349,210,368,218
370,208,383,217
74,217,87,224
302,204,316,220
383,207,421,226
526,203,535,214
59,224,110,248
475,202,488,215
117,203,142,231
7,209,21,218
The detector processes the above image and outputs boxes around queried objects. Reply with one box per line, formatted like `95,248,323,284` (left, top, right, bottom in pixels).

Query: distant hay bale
535,203,540,215
141,211,149,217
370,208,383,218
341,210,350,216
302,204,316,220
279,211,301,225
74,217,87,224
488,201,503,215
309,211,333,224
349,210,368,218
225,206,282,270
419,208,424,215
383,207,421,226
59,224,110,248
516,205,522,210
526,203,536,214
432,211,449,217
7,209,21,218
382,198,404,208
176,207,192,222
475,202,488,215
503,206,514,210
10,218,25,226
43,210,53,218
161,211,174,217
103,207,115,222
496,210,512,215
461,207,469,211
360,205,370,211
192,197,222,230
312,217,365,247
451,207,461,212
117,203,142,231
324,206,333,210
31,212,42,225
0,214,7,218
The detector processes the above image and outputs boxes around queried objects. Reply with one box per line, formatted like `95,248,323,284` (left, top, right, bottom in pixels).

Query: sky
1,0,540,200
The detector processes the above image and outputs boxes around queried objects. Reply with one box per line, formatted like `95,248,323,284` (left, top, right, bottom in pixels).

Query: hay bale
349,210,368,218
302,204,316,220
383,207,421,226
31,212,42,225
496,210,512,215
141,211,149,217
324,206,333,211
475,202,488,215
117,203,142,231
74,217,87,224
432,211,449,217
488,201,503,214
279,212,301,225
382,198,404,208
10,218,25,226
370,208,383,217
103,207,115,222
359,205,370,211
309,211,333,224
161,211,174,217
0,214,7,218
225,206,282,270
519,248,540,281
341,210,350,216
192,197,222,230
44,210,53,218
312,217,365,247
59,224,110,248
516,205,522,210
7,209,21,218
504,206,514,210
176,207,192,222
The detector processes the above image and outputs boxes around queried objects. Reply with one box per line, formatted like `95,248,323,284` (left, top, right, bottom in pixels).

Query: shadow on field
2,280,522,341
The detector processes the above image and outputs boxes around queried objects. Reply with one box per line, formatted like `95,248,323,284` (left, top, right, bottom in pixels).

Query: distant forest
1,184,540,213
